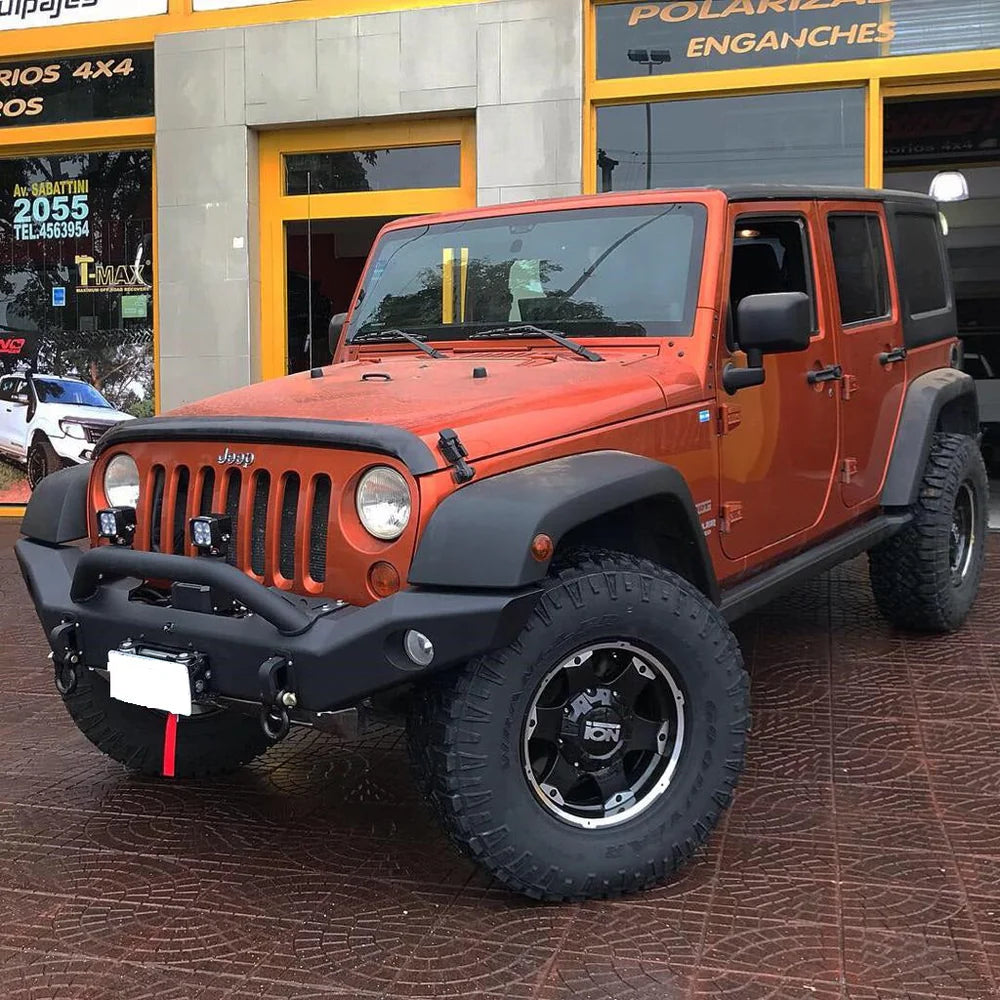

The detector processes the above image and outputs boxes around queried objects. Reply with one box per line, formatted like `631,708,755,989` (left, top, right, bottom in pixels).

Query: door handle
878,347,907,366
807,364,843,385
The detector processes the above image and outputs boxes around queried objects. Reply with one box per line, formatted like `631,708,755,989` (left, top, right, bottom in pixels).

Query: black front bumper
15,539,539,712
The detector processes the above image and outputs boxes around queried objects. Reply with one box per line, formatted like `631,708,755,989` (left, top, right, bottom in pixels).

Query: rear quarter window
894,212,950,317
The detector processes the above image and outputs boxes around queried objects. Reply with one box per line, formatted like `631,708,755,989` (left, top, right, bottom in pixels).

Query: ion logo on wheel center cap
583,719,621,743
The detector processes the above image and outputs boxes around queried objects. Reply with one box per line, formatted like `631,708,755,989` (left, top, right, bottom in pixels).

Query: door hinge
841,458,858,484
718,403,742,435
841,374,858,401
720,501,744,532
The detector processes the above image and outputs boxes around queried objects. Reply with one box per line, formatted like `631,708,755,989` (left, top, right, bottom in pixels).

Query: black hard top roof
718,184,935,208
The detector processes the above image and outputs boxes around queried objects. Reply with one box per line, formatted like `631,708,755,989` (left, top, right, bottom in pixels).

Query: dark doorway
285,216,395,374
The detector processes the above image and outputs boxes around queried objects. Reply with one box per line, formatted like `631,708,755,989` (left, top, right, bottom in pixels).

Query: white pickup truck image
0,373,134,488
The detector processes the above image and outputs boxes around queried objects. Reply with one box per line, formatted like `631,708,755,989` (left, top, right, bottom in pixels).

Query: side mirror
328,312,348,357
723,292,813,395
12,394,27,405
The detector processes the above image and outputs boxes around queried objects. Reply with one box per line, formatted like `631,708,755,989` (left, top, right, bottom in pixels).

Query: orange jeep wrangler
17,185,987,901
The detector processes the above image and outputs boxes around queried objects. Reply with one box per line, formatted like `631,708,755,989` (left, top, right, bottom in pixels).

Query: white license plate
107,649,193,716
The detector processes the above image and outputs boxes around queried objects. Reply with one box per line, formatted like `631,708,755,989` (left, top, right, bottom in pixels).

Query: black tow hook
258,655,296,741
50,622,81,697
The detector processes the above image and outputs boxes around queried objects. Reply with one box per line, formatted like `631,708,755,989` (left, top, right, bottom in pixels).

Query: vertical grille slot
250,471,270,577
224,470,242,566
279,473,300,580
199,468,216,515
171,466,190,554
150,466,165,552
310,474,331,583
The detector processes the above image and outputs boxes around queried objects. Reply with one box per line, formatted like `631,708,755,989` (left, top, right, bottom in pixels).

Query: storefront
2,0,1000,512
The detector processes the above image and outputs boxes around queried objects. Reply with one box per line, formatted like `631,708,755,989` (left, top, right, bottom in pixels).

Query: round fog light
404,630,434,667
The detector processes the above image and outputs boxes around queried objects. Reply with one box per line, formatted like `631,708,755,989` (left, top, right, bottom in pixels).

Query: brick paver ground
2,519,999,999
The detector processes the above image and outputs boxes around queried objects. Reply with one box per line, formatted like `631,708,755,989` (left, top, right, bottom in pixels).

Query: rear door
716,202,840,560
820,205,905,508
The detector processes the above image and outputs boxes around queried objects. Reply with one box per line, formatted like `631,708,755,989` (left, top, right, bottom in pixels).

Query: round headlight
104,454,140,509
356,466,411,540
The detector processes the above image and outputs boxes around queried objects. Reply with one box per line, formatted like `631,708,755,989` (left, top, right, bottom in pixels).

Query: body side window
827,212,891,327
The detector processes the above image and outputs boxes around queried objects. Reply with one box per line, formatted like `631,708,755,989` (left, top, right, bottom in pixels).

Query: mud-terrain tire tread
408,547,750,901
869,432,987,633
62,662,274,778
27,435,59,489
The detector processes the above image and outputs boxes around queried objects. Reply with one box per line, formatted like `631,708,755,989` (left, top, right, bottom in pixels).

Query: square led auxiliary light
189,514,232,557
96,507,136,546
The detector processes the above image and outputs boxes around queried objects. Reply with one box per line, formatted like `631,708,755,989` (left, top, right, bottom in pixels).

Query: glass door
258,119,476,379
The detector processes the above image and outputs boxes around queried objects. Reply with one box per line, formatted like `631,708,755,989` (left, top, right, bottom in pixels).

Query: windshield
33,378,112,408
348,203,707,342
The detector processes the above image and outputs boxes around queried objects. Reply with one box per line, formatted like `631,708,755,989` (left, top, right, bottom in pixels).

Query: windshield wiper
353,328,444,359
468,324,603,362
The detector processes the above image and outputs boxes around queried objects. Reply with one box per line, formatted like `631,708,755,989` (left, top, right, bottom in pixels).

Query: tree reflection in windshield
350,203,706,342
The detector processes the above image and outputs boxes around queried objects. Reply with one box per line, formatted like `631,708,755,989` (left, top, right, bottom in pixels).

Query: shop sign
193,0,295,8
0,49,153,127
885,96,1000,168
596,0,997,79
0,0,166,30
12,178,90,241
75,254,150,295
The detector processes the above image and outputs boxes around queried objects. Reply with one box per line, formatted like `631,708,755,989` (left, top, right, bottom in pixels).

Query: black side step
720,513,911,623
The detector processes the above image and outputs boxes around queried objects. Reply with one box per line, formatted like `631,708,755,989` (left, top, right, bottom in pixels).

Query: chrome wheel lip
521,640,686,831
950,481,977,585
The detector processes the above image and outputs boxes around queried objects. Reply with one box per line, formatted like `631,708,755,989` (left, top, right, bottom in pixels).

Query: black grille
310,475,331,583
140,463,331,584
81,421,115,445
250,471,270,577
171,467,190,554
224,470,241,567
150,466,165,552
279,474,300,580
198,469,215,515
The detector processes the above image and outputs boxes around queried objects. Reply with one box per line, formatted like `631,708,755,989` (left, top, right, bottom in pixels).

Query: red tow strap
162,713,178,778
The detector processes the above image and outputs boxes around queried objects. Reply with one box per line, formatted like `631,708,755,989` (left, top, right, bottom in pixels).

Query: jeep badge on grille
217,447,255,468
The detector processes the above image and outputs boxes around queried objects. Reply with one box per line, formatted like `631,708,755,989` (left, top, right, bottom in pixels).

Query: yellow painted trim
0,505,25,517
0,117,155,154
258,117,477,382
151,144,161,416
865,76,883,189
442,247,455,325
883,77,1000,99
0,0,480,60
591,48,1000,103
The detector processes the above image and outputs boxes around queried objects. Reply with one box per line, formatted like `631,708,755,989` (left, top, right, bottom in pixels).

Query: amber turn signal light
530,533,554,562
368,561,401,598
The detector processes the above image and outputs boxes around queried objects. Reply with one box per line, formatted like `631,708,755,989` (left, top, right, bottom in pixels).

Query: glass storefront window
596,88,865,190
284,145,461,195
596,0,1000,79
0,149,154,505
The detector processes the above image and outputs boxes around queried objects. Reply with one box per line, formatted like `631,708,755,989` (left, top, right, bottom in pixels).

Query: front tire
869,432,988,632
409,549,749,901
27,435,60,489
62,663,275,778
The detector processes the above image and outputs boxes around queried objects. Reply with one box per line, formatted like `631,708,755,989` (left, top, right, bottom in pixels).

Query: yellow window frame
258,117,476,381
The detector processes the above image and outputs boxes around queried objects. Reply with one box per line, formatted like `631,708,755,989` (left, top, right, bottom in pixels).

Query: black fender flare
408,450,719,602
881,368,979,509
20,460,90,544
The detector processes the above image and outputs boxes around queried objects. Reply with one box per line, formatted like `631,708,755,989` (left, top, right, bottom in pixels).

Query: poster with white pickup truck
0,373,133,491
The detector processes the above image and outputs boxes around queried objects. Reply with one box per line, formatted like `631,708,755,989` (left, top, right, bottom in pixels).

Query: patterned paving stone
3,521,1000,998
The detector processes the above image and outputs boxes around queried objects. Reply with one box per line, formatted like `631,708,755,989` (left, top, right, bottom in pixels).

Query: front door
0,375,28,455
819,205,906,508
717,204,840,561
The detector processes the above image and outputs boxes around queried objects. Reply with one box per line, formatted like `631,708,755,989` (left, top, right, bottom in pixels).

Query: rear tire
62,663,274,778
869,432,987,632
408,548,749,901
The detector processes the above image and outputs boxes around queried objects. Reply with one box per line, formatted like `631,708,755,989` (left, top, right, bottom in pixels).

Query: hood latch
437,428,475,484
